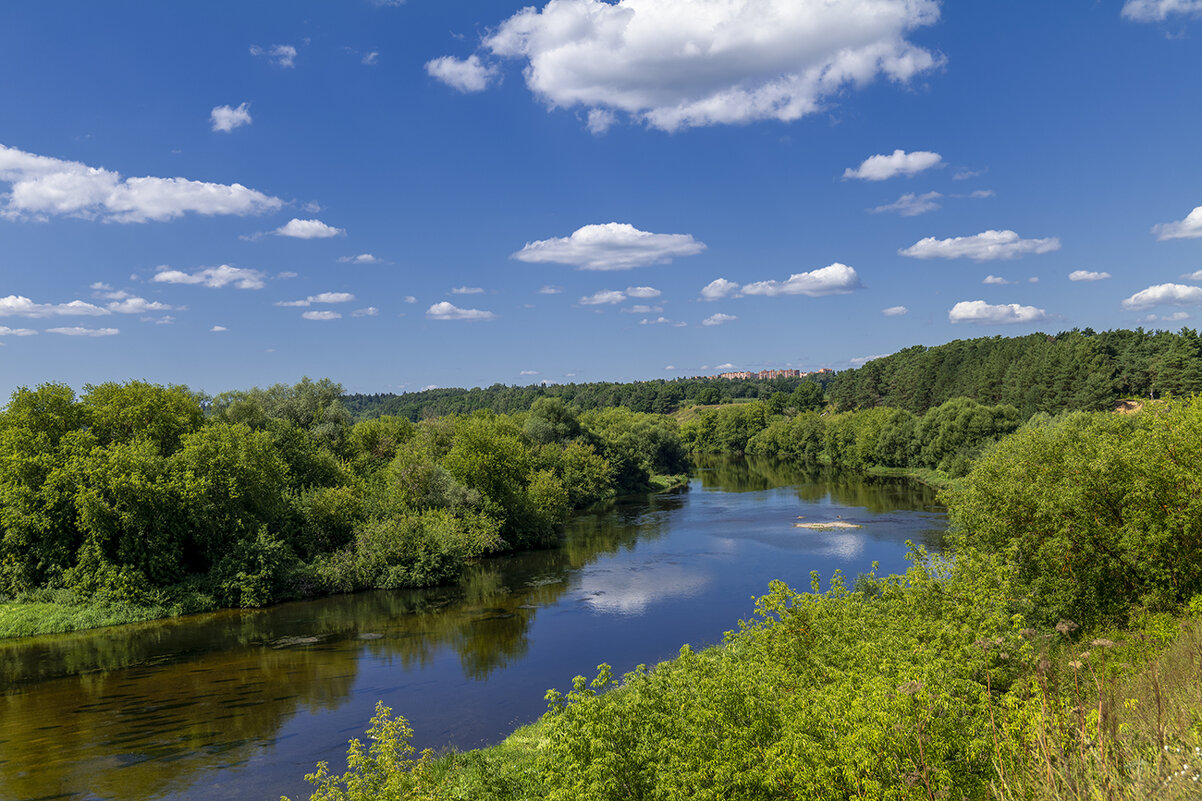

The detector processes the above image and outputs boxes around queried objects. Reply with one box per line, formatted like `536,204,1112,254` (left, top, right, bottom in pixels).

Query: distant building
710,367,829,380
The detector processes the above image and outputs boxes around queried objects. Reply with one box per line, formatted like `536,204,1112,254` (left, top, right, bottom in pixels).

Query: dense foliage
827,328,1202,416
0,382,689,618
344,375,826,420
294,400,1202,801
683,396,1021,477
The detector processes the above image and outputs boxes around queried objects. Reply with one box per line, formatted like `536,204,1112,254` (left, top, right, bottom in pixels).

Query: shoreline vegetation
5,327,1202,797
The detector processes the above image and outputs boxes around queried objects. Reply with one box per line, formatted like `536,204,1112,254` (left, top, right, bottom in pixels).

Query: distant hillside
345,375,827,421
828,327,1202,415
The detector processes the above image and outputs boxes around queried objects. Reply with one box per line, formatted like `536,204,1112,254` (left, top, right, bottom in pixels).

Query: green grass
0,586,220,639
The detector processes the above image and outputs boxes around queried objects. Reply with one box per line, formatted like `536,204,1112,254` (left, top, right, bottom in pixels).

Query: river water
0,457,945,801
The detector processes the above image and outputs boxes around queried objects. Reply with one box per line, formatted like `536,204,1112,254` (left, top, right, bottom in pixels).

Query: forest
0,379,688,635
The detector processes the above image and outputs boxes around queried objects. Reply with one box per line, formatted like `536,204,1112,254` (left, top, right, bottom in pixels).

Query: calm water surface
0,457,945,801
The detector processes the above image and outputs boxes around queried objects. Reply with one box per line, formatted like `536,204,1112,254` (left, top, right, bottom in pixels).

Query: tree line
0,379,689,616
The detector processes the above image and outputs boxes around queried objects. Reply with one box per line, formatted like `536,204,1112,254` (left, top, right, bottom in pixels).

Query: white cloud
1152,206,1202,240
1069,270,1112,282
339,253,381,264
362,51,380,65
450,0,941,131
1028,277,1040,283
740,263,863,297
948,300,1048,325
451,286,485,294
1183,270,1202,281
107,297,175,314
352,307,379,317
426,301,497,321
273,218,345,239
537,285,563,294
151,265,267,289
513,222,705,270
302,310,342,321
250,44,297,68
716,363,736,370
983,275,1012,285
1122,0,1202,21
870,191,942,216
0,326,37,336
849,354,890,366
210,102,252,133
0,144,283,223
587,109,617,135
700,278,739,301
624,304,663,314
276,291,356,307
1142,311,1190,322
0,295,109,318
702,313,737,326
403,295,417,303
625,285,661,298
90,281,112,291
953,168,986,181
882,305,908,316
580,289,626,305
844,150,943,181
900,230,1061,261
425,54,498,92
639,316,683,326
519,369,540,376
664,365,676,371
1122,283,1202,309
210,325,228,332
276,271,298,280
47,326,120,336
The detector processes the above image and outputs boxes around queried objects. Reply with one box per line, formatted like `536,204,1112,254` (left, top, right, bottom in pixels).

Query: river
0,457,945,801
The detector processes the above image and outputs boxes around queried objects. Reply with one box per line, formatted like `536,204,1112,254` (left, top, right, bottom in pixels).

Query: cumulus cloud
1121,283,1202,309
1069,270,1112,282
47,326,120,336
273,218,345,239
210,325,228,332
513,222,705,270
844,150,943,181
0,295,109,318
426,54,498,92
882,305,908,316
580,289,627,305
250,44,297,67
1182,270,1202,280
210,102,252,133
107,297,175,314
151,265,267,289
440,0,942,131
0,144,283,223
948,300,1048,325
702,313,737,326
1142,311,1190,322
403,295,417,304
900,230,1061,261
0,326,37,336
1122,0,1202,21
623,304,663,314
352,307,380,317
625,286,660,298
1152,206,1202,240
537,285,563,294
740,263,863,297
302,310,342,321
427,301,497,321
451,286,485,295
275,291,355,307
870,191,942,216
519,369,540,376
339,253,381,264
983,275,1012,285
700,278,739,301
639,316,684,326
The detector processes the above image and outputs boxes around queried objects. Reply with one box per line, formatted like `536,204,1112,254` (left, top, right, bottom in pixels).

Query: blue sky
2,1,1201,398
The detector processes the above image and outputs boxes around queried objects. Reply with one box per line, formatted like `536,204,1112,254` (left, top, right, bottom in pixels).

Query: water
0,457,945,801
